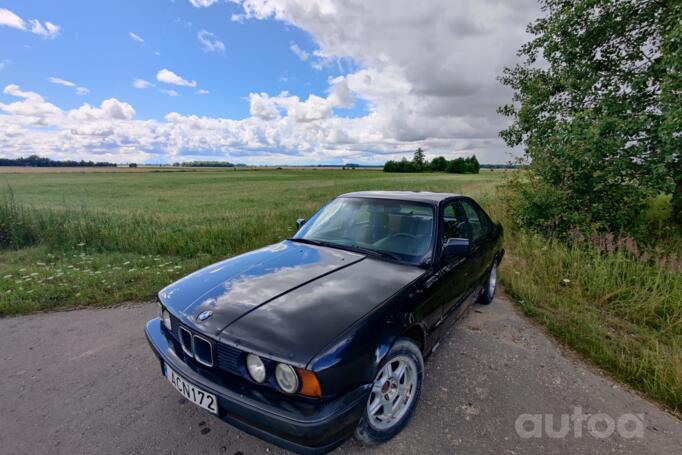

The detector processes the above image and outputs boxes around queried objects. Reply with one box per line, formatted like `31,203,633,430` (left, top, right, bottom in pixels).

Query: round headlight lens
161,309,172,332
275,363,299,394
246,354,266,383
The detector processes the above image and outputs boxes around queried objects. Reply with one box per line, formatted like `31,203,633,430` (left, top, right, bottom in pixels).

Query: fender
307,287,428,398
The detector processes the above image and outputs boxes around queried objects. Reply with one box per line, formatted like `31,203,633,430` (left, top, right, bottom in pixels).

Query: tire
354,338,424,445
478,260,498,305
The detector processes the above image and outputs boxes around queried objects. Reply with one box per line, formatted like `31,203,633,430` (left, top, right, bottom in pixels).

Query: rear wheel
354,338,424,445
478,261,497,305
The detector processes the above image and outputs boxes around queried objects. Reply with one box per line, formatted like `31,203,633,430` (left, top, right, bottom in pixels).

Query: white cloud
0,83,509,164
133,79,154,89
231,0,540,161
0,8,60,39
195,89,210,95
189,0,218,7
0,59,9,71
129,32,144,43
289,42,309,61
247,76,353,123
0,8,25,30
249,93,280,120
156,68,197,87
49,77,90,96
0,84,62,124
29,19,60,39
160,89,179,97
49,77,75,87
69,98,135,121
197,30,225,53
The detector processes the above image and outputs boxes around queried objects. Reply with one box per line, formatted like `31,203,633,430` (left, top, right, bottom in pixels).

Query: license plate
165,365,218,415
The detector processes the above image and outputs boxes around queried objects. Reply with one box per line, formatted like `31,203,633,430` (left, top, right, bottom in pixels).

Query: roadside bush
506,172,650,238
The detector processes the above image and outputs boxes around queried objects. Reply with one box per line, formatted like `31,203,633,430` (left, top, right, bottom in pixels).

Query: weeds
491,190,682,413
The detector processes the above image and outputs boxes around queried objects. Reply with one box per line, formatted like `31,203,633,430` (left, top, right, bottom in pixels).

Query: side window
441,202,466,242
459,200,492,242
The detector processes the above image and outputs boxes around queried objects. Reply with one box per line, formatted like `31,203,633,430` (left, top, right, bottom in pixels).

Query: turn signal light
296,368,322,398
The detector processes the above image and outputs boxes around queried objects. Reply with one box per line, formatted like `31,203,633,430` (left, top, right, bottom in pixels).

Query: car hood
159,240,424,367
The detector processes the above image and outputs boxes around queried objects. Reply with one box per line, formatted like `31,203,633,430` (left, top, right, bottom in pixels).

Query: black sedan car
146,191,504,453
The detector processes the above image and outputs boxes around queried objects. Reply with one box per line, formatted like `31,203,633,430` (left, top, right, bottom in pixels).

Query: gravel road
1,294,680,454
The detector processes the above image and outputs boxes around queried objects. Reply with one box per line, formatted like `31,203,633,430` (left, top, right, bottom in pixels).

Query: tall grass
488,191,682,414
0,192,297,257
0,189,38,248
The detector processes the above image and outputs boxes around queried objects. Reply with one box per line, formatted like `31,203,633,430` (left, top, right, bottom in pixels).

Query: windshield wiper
288,237,325,246
346,244,403,262
289,238,403,262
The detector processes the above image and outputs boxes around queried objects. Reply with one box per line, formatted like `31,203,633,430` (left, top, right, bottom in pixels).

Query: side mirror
296,218,307,229
442,238,469,260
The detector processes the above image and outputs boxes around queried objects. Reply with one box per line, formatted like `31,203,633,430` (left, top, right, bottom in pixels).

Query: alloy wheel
488,262,497,298
366,355,418,430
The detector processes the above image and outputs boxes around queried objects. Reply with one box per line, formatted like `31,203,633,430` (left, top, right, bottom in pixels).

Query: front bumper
145,318,368,454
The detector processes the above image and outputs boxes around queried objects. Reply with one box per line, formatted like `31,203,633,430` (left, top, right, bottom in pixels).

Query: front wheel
478,260,498,305
354,338,424,445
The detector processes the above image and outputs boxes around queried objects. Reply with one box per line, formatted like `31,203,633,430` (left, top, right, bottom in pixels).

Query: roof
338,190,460,204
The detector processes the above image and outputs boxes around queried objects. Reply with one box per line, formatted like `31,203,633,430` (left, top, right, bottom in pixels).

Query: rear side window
459,200,491,241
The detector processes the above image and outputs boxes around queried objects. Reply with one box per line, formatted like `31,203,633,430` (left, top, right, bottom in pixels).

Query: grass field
0,169,506,313
0,167,679,413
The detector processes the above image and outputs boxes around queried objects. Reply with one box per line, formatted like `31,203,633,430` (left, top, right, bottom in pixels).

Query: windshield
293,197,434,265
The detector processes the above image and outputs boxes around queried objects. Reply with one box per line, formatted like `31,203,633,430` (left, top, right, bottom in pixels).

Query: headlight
275,363,299,394
246,354,266,383
161,308,172,332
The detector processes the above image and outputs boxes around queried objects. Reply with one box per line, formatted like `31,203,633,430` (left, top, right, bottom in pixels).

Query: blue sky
0,0,361,119
0,1,539,165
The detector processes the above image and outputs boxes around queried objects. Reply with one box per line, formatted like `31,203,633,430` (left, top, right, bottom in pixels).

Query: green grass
0,167,679,413
499,232,681,413
0,246,205,315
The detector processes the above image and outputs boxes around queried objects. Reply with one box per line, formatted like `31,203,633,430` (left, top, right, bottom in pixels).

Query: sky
0,0,541,165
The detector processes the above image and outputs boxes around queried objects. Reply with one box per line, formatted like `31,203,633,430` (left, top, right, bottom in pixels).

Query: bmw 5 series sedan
146,191,504,453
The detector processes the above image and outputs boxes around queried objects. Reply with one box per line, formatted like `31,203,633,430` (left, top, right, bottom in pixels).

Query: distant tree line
0,155,116,167
171,161,247,167
383,149,480,174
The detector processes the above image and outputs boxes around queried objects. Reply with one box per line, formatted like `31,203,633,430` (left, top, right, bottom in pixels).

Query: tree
413,148,426,170
446,158,466,174
499,0,682,234
464,155,480,173
383,158,417,172
660,5,682,224
430,156,448,172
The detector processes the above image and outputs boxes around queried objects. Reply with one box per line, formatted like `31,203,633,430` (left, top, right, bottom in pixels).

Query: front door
458,198,496,289
437,199,480,328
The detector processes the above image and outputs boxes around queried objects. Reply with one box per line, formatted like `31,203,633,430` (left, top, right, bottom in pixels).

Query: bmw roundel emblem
197,310,213,322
